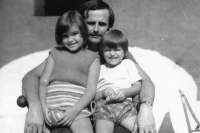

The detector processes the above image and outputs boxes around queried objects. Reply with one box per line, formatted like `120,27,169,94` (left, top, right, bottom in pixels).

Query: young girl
39,10,100,133
93,29,141,133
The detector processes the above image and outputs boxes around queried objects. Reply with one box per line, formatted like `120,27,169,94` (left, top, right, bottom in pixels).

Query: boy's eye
104,49,110,52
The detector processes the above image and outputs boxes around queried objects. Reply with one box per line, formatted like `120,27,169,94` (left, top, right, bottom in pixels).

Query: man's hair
55,10,88,48
79,0,115,28
100,29,128,55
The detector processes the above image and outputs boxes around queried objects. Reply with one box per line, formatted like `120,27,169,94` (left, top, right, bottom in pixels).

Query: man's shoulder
84,49,99,58
85,49,97,54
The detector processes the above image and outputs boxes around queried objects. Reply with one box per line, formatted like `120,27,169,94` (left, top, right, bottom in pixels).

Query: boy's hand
57,107,78,126
102,87,116,102
114,89,126,102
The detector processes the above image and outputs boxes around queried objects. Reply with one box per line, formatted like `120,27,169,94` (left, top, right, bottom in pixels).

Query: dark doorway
34,0,90,16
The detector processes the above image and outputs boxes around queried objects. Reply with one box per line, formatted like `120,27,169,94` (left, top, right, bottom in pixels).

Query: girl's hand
42,103,54,126
57,107,79,126
113,89,126,102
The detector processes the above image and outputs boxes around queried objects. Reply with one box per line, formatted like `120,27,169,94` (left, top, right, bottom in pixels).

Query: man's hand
24,102,44,133
133,104,156,133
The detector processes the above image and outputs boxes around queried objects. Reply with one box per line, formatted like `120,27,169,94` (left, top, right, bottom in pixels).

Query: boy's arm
22,59,46,133
94,90,104,101
120,81,141,98
114,81,141,102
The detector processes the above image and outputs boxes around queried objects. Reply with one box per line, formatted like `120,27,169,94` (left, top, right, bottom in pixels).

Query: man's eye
87,22,95,26
99,22,107,27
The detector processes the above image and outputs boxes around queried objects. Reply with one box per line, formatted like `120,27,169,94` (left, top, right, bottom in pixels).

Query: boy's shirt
97,59,141,97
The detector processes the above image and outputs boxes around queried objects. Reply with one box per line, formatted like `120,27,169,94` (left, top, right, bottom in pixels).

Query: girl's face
61,24,84,52
103,46,124,68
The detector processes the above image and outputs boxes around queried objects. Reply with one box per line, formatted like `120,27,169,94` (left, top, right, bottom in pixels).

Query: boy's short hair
55,10,88,48
79,0,115,28
100,29,128,55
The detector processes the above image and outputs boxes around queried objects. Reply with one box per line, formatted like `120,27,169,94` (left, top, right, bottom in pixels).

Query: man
22,1,156,133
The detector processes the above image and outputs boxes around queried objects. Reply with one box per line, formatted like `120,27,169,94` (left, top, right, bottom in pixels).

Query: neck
60,46,84,54
87,42,100,53
106,63,116,68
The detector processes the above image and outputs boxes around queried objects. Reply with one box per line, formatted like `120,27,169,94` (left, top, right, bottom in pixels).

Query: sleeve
124,59,141,84
125,51,138,64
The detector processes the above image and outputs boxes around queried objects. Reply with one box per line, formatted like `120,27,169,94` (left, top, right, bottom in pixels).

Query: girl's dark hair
79,0,115,28
100,29,128,55
55,10,88,48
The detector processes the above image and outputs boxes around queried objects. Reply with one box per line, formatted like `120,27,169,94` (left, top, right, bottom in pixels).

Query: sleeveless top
49,47,99,88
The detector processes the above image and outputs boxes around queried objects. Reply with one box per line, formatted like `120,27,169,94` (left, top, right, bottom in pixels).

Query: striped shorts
46,81,93,121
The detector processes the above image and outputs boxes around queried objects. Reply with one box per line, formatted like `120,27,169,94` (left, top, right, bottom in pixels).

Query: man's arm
135,64,156,133
22,60,46,102
135,64,155,103
125,51,156,133
125,51,155,103
22,60,46,133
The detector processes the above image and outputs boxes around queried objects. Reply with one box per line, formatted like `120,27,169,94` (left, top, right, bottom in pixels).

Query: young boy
93,29,142,133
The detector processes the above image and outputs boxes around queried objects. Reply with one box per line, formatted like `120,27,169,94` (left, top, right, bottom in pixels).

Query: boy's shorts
93,99,137,125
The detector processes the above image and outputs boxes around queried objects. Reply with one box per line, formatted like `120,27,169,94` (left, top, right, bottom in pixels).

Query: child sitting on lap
39,10,100,133
93,29,141,133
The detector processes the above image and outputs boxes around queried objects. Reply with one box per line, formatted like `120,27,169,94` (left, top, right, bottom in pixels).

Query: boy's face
85,9,110,45
103,46,125,68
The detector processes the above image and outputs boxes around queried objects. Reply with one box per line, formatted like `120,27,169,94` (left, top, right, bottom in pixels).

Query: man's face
85,9,110,45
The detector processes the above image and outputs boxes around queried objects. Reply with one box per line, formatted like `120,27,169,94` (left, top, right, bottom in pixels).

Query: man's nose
93,24,99,34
